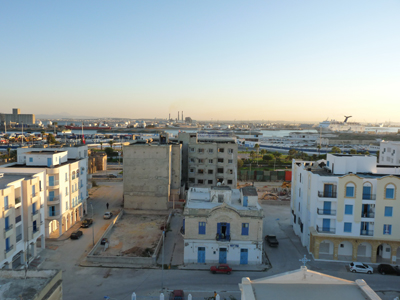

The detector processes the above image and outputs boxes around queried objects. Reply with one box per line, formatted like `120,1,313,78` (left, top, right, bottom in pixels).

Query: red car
210,264,232,274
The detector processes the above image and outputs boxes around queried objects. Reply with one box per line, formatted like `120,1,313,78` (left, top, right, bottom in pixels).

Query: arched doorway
48,220,60,238
338,241,353,261
357,242,372,262
318,240,334,260
377,243,391,263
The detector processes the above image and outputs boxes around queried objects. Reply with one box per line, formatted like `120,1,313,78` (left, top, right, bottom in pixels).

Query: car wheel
227,272,231,275
212,271,216,274
352,270,356,273
367,271,372,274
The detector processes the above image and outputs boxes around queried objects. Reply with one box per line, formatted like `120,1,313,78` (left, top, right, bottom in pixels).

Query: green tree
108,140,114,149
250,151,256,158
104,147,114,157
47,133,56,144
237,159,244,169
330,146,341,153
263,154,274,161
260,149,267,156
350,149,357,154
273,151,282,158
288,149,298,156
365,151,370,155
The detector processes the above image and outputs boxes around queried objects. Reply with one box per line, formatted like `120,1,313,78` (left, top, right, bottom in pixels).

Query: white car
103,212,113,219
349,262,373,274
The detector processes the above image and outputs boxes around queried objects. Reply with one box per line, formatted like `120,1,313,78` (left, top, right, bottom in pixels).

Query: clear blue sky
1,1,399,122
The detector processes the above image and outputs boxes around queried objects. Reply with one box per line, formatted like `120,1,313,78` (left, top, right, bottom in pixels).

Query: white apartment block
0,172,46,269
291,153,400,264
183,186,263,265
0,146,88,240
379,141,400,166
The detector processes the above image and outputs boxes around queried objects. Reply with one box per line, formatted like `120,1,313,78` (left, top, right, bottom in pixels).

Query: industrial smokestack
178,111,180,121
169,113,170,120
182,111,183,121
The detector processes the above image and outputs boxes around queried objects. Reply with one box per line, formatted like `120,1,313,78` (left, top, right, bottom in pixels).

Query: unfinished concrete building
178,132,238,189
123,143,182,210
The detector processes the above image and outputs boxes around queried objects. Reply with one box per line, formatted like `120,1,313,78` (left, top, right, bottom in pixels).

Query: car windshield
362,263,369,267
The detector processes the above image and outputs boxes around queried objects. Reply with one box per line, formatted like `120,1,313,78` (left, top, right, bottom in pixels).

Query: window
189,148,195,153
241,223,249,235
384,206,393,217
218,195,224,203
29,157,33,162
218,158,224,163
189,168,195,173
227,180,233,184
300,174,302,183
189,158,195,163
75,183,77,190
189,178,195,183
217,168,223,174
228,169,233,174
298,202,300,212
208,149,214,153
65,187,68,196
208,159,213,164
198,169,204,174
198,179,204,184
198,222,206,235
385,185,395,199
72,185,74,193
66,201,69,210
345,205,353,215
228,159,233,164
198,159,204,164
218,148,224,153
327,161,330,167
208,180,213,184
228,149,234,154
198,148,204,153
65,173,68,181
344,223,352,233
76,171,79,178
383,224,392,235
346,185,355,197
32,185,36,195
4,196,9,209
208,170,213,174
5,237,10,251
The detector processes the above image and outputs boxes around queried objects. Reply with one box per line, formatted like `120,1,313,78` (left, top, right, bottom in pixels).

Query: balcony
360,230,374,236
316,225,336,234
15,197,21,205
47,180,60,189
4,224,13,233
47,210,60,218
16,234,22,243
31,192,40,199
3,204,13,211
361,212,375,219
32,210,39,216
15,215,22,224
32,228,39,235
216,234,231,242
317,208,336,216
47,196,60,203
318,191,337,198
362,194,376,200
5,245,14,254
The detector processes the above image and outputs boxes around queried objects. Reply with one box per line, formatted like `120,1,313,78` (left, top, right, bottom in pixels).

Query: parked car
101,238,108,245
210,264,232,274
265,235,279,247
169,290,184,300
70,230,83,240
377,264,400,275
349,262,373,274
81,218,93,228
104,212,113,219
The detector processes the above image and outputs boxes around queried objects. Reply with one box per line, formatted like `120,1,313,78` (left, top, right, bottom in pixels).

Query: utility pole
161,230,165,291
91,203,94,246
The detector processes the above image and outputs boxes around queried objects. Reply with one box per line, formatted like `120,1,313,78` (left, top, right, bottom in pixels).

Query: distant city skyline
1,1,399,122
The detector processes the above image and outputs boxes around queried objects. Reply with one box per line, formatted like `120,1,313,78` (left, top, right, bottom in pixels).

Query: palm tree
100,142,103,150
108,140,114,149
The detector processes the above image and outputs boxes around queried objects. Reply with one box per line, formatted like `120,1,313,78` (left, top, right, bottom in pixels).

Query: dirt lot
97,214,167,257
237,180,291,202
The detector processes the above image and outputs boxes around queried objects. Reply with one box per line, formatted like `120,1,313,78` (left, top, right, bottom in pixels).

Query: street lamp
91,202,94,246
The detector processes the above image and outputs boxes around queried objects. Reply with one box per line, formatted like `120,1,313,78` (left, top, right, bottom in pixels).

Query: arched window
76,169,80,178
345,183,355,198
72,171,76,180
385,184,395,199
362,182,372,200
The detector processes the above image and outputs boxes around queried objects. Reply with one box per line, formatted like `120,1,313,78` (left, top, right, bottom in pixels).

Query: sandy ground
98,214,167,257
237,180,291,201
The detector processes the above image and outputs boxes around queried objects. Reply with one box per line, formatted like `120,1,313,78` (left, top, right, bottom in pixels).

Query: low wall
153,213,172,263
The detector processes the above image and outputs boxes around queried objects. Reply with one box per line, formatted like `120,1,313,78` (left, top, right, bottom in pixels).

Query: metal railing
32,210,39,216
32,228,39,235
16,234,22,242
47,180,59,187
15,197,21,205
15,215,22,223
318,191,337,198
3,204,12,210
362,194,376,200
360,230,374,236
317,208,336,215
48,210,60,217
316,225,336,234
4,224,13,233
47,196,59,202
361,212,375,218
216,234,231,241
5,245,14,254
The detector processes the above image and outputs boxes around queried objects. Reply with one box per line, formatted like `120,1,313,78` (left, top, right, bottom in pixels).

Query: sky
1,1,399,122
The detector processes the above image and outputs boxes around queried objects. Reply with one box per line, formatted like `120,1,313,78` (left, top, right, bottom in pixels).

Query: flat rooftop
25,150,67,155
3,158,80,169
0,174,26,189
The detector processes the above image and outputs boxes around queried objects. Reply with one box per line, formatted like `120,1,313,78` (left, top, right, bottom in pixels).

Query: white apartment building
0,172,46,269
291,153,400,264
379,141,400,166
183,186,263,265
0,146,88,239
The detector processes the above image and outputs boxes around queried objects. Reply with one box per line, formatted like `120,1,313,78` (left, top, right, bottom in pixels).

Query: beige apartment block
123,144,182,210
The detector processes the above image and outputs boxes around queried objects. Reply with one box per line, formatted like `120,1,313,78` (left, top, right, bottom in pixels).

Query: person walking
106,202,109,210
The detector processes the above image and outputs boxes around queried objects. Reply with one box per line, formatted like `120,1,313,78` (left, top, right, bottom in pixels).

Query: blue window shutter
389,225,392,234
226,223,230,236
6,238,9,249
183,219,185,230
217,223,221,235
5,216,9,228
384,207,393,217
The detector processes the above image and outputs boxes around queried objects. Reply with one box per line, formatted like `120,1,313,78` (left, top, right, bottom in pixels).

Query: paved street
36,183,400,300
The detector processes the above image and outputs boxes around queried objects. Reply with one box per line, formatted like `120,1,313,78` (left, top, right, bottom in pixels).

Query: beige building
183,186,263,265
178,133,238,189
123,143,182,210
0,269,62,300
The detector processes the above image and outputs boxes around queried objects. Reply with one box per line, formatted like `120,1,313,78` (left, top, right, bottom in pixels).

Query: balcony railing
362,194,376,200
15,215,22,223
361,212,375,218
48,211,60,217
3,204,13,210
4,224,13,233
318,191,337,198
317,208,336,216
32,192,39,198
316,225,336,234
5,245,14,254
47,180,59,187
216,234,231,242
16,234,22,242
32,228,39,235
48,196,60,202
32,210,39,216
360,230,374,236
15,197,21,205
